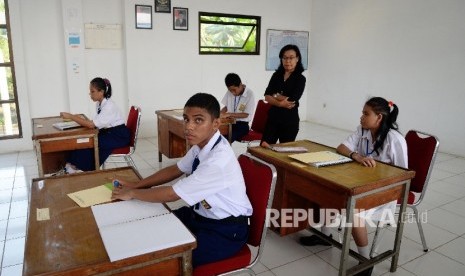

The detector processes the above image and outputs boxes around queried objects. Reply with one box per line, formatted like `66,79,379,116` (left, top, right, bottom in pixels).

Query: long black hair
366,97,399,155
91,77,112,99
276,44,305,74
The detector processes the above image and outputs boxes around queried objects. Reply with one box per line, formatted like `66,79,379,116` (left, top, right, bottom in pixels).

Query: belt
235,121,249,124
193,212,249,225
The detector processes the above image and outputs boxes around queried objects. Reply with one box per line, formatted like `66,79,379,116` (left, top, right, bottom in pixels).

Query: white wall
6,0,464,157
124,0,311,137
308,0,465,156
2,0,311,152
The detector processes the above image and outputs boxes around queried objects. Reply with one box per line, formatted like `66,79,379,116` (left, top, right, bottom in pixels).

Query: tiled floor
1,121,465,275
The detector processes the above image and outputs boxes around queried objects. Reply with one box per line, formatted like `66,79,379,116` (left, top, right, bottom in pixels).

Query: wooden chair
370,130,439,256
240,100,271,145
102,106,142,169
193,153,277,276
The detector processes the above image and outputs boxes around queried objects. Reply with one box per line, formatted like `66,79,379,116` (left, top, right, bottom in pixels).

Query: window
199,12,260,55
0,0,21,139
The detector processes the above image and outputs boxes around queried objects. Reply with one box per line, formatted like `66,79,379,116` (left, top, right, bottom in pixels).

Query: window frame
0,0,22,140
198,12,261,55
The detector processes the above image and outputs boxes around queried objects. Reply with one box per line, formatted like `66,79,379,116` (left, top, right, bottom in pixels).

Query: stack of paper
271,146,308,153
52,121,81,130
67,183,114,207
289,151,352,168
91,200,196,262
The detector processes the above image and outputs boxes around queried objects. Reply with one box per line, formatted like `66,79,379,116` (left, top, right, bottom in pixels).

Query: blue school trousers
67,125,130,171
173,206,249,267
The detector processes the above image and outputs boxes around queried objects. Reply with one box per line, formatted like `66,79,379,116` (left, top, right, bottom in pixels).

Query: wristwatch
349,151,357,159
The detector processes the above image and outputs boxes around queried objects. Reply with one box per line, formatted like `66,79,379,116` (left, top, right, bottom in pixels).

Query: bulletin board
266,29,309,71
84,24,122,49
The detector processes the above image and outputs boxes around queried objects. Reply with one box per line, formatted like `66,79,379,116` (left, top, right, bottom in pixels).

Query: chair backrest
238,153,277,247
405,130,439,196
126,106,142,149
250,100,271,134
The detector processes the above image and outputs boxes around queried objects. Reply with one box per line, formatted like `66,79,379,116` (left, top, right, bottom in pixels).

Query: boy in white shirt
112,93,252,267
220,73,255,142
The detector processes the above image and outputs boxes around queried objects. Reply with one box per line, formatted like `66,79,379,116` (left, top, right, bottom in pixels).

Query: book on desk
91,200,196,262
289,150,352,168
270,146,308,153
52,121,81,130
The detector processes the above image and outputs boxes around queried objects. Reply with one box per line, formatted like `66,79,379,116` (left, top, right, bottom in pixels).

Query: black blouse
264,71,306,121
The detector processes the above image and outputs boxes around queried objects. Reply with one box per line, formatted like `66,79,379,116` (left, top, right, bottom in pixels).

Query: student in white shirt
111,93,252,267
60,77,130,172
220,73,255,142
300,97,407,276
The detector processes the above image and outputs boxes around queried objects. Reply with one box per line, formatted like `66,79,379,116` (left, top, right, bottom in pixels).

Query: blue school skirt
67,124,130,171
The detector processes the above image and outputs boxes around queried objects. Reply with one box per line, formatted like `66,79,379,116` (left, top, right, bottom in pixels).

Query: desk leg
339,196,355,276
93,135,100,170
35,141,44,177
390,180,411,272
182,250,193,276
158,151,163,162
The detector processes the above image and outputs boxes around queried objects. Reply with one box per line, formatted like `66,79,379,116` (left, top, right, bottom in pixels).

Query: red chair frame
103,106,142,169
193,153,277,276
241,100,271,145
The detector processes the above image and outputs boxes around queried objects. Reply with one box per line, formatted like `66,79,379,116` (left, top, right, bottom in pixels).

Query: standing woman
261,44,306,148
60,77,130,172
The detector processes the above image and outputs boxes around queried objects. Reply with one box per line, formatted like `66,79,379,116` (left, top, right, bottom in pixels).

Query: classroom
1,0,465,275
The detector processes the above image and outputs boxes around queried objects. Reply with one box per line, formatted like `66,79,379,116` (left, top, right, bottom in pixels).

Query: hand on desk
111,185,134,201
60,112,72,120
352,153,377,167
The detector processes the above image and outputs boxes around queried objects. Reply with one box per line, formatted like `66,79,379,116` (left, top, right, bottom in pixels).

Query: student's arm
111,164,183,202
112,186,180,203
60,112,95,128
130,164,184,188
337,144,376,167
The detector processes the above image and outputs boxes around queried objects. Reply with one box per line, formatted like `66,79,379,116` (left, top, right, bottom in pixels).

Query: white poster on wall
84,24,122,49
266,29,309,71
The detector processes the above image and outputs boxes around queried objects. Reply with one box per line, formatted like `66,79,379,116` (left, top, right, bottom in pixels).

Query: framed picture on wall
155,0,171,13
135,5,152,29
173,7,188,31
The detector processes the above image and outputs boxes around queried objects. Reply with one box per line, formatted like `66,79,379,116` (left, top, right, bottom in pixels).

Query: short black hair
225,73,242,87
184,93,220,119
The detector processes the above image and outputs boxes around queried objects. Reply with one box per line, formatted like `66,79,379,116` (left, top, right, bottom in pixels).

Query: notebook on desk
270,146,308,153
289,151,352,168
52,121,81,130
91,200,196,262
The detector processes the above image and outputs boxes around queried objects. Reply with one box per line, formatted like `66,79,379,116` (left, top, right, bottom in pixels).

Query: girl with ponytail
60,77,130,172
300,97,407,276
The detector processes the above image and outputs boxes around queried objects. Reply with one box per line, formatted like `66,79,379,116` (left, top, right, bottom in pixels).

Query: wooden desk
32,116,99,177
156,109,235,162
248,140,415,276
23,167,197,276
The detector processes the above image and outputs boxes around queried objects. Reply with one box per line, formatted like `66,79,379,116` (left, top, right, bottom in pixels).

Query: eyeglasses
281,56,297,61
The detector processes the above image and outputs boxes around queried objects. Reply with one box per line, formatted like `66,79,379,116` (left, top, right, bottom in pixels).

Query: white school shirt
173,131,253,219
221,87,255,123
93,98,126,129
341,125,408,220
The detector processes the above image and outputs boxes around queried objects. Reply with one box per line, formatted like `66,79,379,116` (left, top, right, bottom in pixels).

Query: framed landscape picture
135,5,152,29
